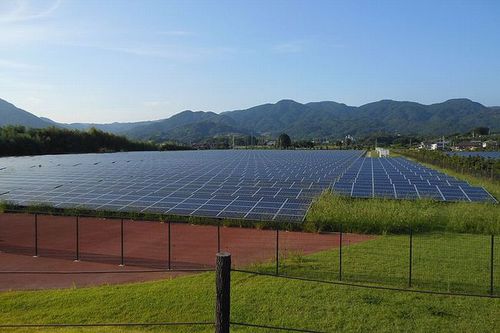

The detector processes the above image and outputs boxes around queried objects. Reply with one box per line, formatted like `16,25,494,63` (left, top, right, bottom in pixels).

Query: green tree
0,126,166,157
472,127,490,136
276,133,292,149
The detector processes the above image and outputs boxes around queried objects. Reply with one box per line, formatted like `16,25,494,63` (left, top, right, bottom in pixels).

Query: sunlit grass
305,191,499,235
1,233,499,333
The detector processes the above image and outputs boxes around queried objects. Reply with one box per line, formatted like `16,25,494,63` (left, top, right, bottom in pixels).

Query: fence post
217,220,221,253
339,224,343,281
275,226,279,276
409,227,413,288
168,221,171,270
215,252,231,333
74,216,80,262
491,235,495,295
33,213,38,258
119,218,124,267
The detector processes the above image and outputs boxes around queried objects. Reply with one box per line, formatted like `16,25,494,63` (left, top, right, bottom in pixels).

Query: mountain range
1,97,499,143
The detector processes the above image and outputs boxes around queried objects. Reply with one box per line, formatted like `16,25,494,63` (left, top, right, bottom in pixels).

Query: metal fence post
33,213,38,258
215,252,231,333
276,226,279,276
119,218,124,266
74,216,80,262
491,235,495,295
339,224,343,281
168,220,171,270
217,220,221,253
409,227,413,288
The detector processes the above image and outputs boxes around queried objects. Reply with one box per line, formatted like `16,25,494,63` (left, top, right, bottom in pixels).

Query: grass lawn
273,233,500,296
1,234,499,333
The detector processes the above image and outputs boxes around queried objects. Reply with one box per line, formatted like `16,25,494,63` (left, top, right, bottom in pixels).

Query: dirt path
0,213,373,290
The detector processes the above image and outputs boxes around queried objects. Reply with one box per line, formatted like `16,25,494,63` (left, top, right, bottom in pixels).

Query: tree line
398,149,500,182
0,126,189,157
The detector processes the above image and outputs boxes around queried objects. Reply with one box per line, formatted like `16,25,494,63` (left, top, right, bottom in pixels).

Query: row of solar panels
0,151,497,224
332,181,494,202
331,157,497,203
0,150,367,222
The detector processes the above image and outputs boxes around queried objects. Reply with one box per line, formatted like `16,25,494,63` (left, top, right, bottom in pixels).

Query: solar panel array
0,151,496,223
446,151,500,159
332,157,498,203
0,150,364,222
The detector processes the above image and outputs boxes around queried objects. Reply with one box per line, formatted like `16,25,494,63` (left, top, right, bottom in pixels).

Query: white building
482,140,498,149
430,141,448,150
375,147,389,157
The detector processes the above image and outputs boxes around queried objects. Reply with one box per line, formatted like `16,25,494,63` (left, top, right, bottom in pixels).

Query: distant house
454,141,483,151
375,147,389,157
418,141,432,150
345,134,355,142
266,140,276,146
430,141,449,150
482,140,498,149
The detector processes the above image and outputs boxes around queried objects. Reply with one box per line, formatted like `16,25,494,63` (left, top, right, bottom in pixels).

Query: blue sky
0,0,499,123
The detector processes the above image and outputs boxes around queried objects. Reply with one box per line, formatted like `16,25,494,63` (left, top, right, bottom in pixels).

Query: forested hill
1,97,499,142
124,98,500,141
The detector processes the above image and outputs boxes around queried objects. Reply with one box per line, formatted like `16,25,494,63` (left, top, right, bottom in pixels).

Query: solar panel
0,150,367,222
447,151,500,159
460,186,497,203
331,156,497,203
0,151,497,224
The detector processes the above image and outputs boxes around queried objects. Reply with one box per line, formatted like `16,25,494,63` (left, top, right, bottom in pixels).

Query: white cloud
158,30,193,36
96,44,237,62
273,41,304,54
0,0,66,45
0,0,62,23
272,39,345,54
0,58,40,70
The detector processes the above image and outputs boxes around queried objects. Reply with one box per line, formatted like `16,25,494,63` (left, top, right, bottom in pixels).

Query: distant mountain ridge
0,98,53,128
1,97,499,142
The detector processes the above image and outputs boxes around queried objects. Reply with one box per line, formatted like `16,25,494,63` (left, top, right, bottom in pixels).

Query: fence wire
0,212,498,297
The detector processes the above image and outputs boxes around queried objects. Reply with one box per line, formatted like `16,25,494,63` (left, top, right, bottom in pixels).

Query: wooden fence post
491,235,495,295
276,227,280,276
33,214,38,258
168,221,171,270
409,227,413,288
119,219,124,266
215,252,231,333
339,224,343,281
74,216,80,262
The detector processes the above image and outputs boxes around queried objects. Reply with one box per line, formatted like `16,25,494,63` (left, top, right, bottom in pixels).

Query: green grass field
1,233,499,333
274,233,500,295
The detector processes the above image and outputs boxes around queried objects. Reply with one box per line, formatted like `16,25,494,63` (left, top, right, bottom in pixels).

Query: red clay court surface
0,213,373,291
